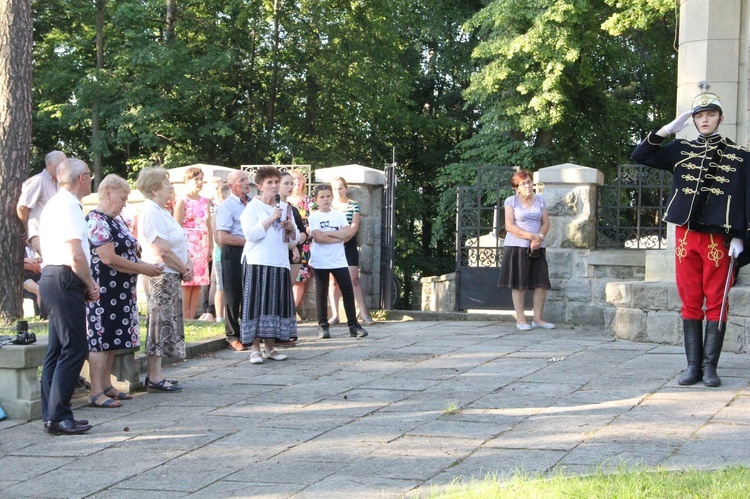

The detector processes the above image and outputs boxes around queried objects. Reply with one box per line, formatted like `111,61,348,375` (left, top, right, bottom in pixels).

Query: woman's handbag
526,247,541,259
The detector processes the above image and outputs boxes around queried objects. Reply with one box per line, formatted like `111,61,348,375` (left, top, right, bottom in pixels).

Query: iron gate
596,164,671,249
455,166,523,311
380,160,397,309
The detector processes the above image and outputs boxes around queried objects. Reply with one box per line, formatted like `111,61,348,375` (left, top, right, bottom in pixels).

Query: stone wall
419,273,456,312
420,163,648,325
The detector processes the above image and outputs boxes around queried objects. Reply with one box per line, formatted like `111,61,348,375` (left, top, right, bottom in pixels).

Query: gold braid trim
705,173,729,183
676,230,688,263
707,234,724,268
721,152,744,162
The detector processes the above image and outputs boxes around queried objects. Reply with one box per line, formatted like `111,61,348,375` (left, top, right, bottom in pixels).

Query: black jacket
631,131,750,239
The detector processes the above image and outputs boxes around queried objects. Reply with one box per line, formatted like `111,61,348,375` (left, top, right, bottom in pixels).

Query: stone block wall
606,279,750,353
307,164,384,320
419,273,456,312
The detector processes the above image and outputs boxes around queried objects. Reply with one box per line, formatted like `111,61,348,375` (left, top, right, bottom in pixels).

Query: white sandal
263,349,288,361
250,351,264,364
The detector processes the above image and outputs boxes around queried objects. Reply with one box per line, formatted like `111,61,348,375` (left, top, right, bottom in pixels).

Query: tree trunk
0,0,33,324
165,0,176,41
266,0,281,133
91,0,105,189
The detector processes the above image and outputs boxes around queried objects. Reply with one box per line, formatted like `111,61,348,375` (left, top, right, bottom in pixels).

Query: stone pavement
2,320,750,498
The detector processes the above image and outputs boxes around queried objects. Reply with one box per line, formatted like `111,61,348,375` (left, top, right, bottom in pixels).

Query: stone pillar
0,342,46,421
647,0,748,282
678,0,745,144
534,164,603,249
535,164,604,323
314,165,385,318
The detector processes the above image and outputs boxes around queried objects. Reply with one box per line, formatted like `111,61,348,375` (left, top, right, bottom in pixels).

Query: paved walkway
1,320,750,498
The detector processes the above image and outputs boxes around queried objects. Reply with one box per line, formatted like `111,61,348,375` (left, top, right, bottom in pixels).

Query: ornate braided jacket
631,131,750,239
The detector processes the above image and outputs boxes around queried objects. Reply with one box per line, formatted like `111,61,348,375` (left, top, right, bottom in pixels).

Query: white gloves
662,110,693,135
729,238,744,258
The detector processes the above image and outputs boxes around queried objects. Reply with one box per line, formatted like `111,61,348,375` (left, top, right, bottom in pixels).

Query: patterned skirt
240,264,297,344
146,273,186,358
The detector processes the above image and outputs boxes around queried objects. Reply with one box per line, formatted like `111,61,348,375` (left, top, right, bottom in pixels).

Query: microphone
275,193,290,242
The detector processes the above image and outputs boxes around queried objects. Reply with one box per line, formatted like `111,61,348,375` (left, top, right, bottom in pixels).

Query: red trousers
674,225,734,321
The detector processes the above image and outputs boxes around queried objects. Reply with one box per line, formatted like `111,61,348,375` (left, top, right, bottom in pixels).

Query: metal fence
596,164,671,250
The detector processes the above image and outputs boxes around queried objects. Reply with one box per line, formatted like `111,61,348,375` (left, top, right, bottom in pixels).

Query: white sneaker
516,323,532,331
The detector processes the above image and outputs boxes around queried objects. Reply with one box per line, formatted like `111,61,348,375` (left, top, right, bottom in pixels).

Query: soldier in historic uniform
631,82,750,387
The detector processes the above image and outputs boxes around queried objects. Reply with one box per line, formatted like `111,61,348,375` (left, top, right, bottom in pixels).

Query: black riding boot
702,321,725,387
678,319,703,385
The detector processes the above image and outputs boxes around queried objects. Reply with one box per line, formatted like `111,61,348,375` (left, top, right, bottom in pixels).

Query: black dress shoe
44,419,89,430
46,419,92,435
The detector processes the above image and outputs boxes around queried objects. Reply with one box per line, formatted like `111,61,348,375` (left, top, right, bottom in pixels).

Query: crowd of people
16,82,746,437
17,158,375,434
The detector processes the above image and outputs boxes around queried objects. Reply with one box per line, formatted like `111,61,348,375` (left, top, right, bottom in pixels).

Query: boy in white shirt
308,184,368,339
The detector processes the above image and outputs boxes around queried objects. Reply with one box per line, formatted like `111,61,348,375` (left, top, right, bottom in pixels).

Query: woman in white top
136,167,193,392
240,166,299,364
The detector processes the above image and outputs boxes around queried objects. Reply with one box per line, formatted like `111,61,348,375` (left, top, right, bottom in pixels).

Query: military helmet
691,81,722,116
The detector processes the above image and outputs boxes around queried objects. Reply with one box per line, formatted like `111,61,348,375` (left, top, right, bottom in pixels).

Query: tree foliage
26,0,678,307
433,0,678,251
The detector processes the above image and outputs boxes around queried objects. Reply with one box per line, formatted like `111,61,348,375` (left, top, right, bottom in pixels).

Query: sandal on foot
145,378,182,392
103,386,133,400
88,392,122,408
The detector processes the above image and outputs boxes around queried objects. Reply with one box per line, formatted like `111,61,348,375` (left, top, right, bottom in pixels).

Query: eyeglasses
82,171,96,180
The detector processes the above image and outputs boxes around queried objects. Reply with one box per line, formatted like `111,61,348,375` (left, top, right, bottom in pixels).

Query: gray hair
135,167,169,200
57,158,88,186
98,174,130,196
45,151,66,169
226,170,248,186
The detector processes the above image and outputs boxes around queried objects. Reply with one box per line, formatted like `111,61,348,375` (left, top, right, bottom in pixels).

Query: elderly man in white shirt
17,150,66,256
38,158,99,435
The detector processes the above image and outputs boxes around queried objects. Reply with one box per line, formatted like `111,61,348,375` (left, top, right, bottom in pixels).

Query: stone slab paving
1,320,750,498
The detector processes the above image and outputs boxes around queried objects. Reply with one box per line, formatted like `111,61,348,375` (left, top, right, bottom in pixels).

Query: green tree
30,0,484,307
433,0,678,252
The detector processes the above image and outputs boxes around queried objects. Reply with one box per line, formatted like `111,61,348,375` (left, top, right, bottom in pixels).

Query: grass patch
443,401,461,415
419,466,750,498
6,319,225,344
176,321,226,342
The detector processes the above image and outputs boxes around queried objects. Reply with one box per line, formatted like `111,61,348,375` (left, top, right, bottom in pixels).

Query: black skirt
498,246,551,290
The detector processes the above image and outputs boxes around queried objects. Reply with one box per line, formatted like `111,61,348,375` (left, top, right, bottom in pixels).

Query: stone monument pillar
314,164,385,318
535,164,605,323
647,0,748,282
